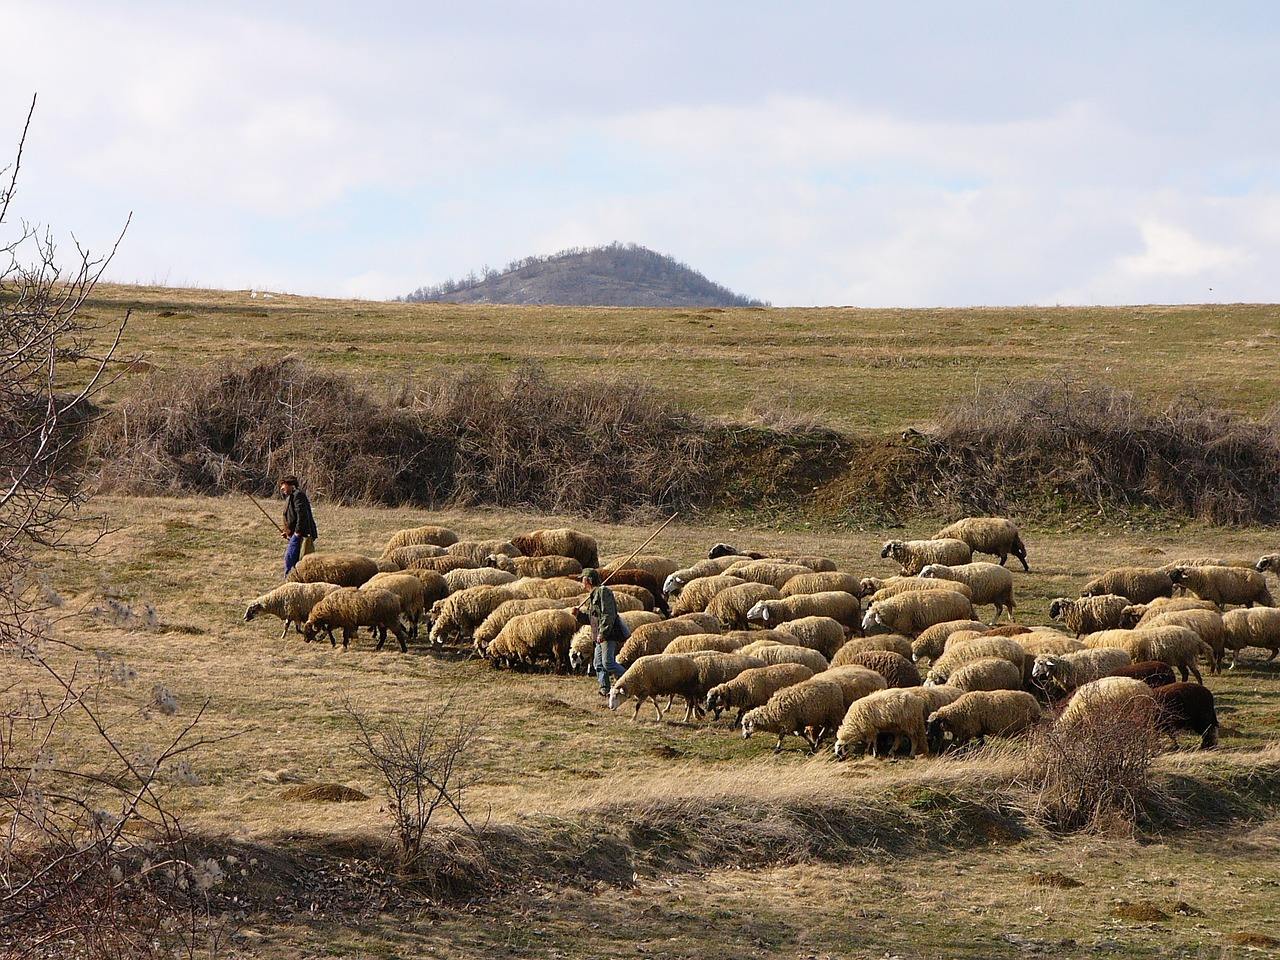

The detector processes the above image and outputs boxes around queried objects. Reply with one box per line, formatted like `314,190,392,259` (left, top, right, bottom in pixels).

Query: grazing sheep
1016,631,1085,658
444,566,519,593
780,571,864,599
616,617,721,668
1151,682,1220,749
514,576,587,600
746,592,862,633
863,590,975,638
384,525,460,551
380,544,447,569
1030,648,1134,698
741,678,848,752
361,572,428,639
486,553,583,579
1169,565,1274,608
706,582,785,630
669,575,749,617
723,559,816,590
485,608,578,673
590,568,669,615
608,654,701,721
510,528,598,569
880,538,973,576
918,562,1016,621
832,688,932,759
1157,557,1254,574
925,637,1027,685
663,557,749,597
1087,625,1212,683
708,544,837,572
286,552,380,588
1120,598,1221,627
303,587,409,652
931,517,1029,571
816,665,890,709
830,634,914,662
663,633,747,656
868,578,974,605
1112,660,1178,689
1049,595,1132,637
1136,608,1226,673
705,663,816,725
409,555,477,576
828,649,921,688
245,581,343,639
610,582,658,613
427,584,526,646
397,567,450,608
1057,676,1156,731
775,616,848,660
910,619,991,662
946,656,1025,693
569,610,661,672
926,690,1043,751
687,652,769,720
1221,606,1280,666
447,539,523,565
740,643,830,673
1256,554,1280,575
475,598,569,656
1080,567,1174,604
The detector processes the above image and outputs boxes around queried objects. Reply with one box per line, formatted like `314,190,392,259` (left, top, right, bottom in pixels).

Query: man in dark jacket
280,474,318,578
577,568,626,696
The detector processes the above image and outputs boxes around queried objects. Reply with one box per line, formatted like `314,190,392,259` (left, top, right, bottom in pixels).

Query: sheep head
244,602,264,622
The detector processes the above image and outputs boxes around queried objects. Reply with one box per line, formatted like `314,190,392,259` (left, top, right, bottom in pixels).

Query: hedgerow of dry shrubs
903,376,1280,524
91,359,712,521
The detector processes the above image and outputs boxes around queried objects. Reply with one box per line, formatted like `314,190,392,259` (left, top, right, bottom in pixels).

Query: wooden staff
244,490,284,535
599,513,678,587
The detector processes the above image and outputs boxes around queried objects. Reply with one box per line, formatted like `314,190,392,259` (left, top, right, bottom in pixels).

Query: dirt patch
1229,932,1280,947
1027,870,1083,889
281,783,370,803
1111,902,1170,921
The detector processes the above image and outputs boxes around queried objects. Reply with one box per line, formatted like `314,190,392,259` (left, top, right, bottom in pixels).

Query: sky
2,1,1278,307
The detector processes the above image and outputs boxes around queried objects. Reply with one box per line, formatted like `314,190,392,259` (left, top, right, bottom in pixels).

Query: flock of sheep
241,516,1280,759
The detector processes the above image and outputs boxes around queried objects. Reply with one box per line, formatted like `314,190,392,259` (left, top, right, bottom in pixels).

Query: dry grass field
13,289,1280,958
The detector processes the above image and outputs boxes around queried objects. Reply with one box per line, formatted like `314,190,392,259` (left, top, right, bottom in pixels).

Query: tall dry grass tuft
917,375,1280,524
91,359,713,521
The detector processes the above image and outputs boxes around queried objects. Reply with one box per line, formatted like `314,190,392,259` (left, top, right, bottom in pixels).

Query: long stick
244,490,284,535
600,513,678,587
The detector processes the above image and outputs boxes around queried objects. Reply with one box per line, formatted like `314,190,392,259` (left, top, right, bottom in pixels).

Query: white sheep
828,648,922,688
931,517,1029,571
830,634,914,662
608,654,701,721
918,562,1016,621
427,584,527,646
741,678,848,752
485,553,583,579
286,552,380,588
686,652,769,721
832,688,931,759
244,581,342,638
879,538,973,576
910,619,991,662
1017,630,1085,658
379,544,447,570
1056,676,1156,732
444,566,519,593
946,656,1025,693
514,576,587,600
779,571,864,599
663,633,747,656
669,575,749,617
1030,648,1133,697
396,567,451,608
510,528,598,568
926,690,1044,750
1221,606,1280,666
746,592,861,633
1049,595,1132,637
925,636,1027,685
1086,625,1212,683
705,582,784,630
568,610,662,672
814,664,889,709
722,559,816,590
384,524,460,551
303,587,409,652
1169,565,1274,608
474,598,569,656
1136,607,1225,673
1121,597,1220,626
774,616,848,660
361,572,428,639
485,608,578,672
447,539,523,565
662,556,748,597
868,577,974,605
1080,567,1174,604
738,642,830,673
862,589,975,638
616,616,721,668
705,663,816,726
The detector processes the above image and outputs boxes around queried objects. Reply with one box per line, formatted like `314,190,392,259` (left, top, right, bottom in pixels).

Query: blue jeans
284,534,303,578
593,640,623,692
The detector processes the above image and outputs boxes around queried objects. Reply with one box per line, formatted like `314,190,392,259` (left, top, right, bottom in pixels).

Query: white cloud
1117,222,1246,278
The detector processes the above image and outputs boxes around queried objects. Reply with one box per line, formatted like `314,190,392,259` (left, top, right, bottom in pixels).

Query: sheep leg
773,733,785,753
1189,662,1203,683
1267,648,1279,662
341,626,356,649
279,620,291,640
392,624,409,653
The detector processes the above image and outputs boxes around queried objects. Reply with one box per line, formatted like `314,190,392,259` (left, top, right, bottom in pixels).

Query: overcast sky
3,1,1278,306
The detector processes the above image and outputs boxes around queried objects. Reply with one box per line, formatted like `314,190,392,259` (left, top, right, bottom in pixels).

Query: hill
400,242,767,307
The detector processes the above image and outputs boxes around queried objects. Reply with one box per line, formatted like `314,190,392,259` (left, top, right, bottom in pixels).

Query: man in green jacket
577,568,625,696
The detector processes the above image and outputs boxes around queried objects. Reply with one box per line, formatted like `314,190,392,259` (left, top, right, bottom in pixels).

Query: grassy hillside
12,286,1280,958
79,286,1280,433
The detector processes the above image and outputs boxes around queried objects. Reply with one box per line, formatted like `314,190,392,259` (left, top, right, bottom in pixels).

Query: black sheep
1152,681,1219,749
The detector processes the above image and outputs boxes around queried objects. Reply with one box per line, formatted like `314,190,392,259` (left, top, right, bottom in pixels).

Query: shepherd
575,568,628,696
280,474,318,578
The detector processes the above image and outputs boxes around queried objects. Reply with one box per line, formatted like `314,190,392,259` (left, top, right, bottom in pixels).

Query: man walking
280,474,318,578
577,568,626,696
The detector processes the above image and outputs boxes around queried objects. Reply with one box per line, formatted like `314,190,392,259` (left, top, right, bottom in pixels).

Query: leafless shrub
92,359,714,521
1021,707,1160,834
342,693,484,877
907,375,1280,524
